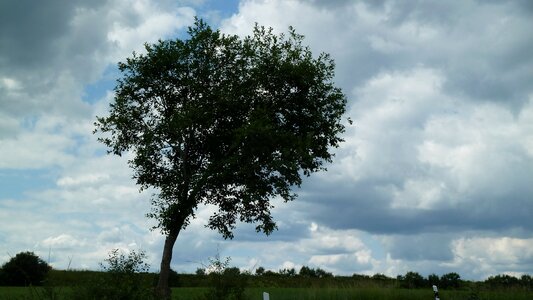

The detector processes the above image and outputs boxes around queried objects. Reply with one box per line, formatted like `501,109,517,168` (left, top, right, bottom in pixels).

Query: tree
279,267,297,277
440,272,461,289
196,267,206,276
0,251,51,286
95,18,347,299
399,271,425,289
315,267,333,278
255,266,265,276
485,274,520,289
520,274,532,290
298,266,332,278
299,266,316,278
428,273,440,286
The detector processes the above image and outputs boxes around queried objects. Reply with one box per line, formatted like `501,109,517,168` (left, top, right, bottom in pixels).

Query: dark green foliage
0,251,51,286
315,268,334,279
279,268,297,277
520,274,533,290
255,267,265,276
440,272,461,289
398,271,426,289
200,255,247,300
299,266,314,277
196,268,207,276
371,273,393,282
167,268,181,287
3,269,533,299
95,18,347,238
76,249,155,300
299,266,333,278
95,17,347,297
2,286,533,300
428,273,440,286
485,274,521,290
352,274,371,280
264,270,278,277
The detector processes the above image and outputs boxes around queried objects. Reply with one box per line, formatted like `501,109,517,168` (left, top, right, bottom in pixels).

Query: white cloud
41,234,87,249
0,77,22,91
447,236,533,278
520,96,533,157
57,173,110,187
391,179,446,210
418,101,533,200
0,130,76,169
106,0,196,61
1,0,533,280
302,223,367,254
333,68,448,184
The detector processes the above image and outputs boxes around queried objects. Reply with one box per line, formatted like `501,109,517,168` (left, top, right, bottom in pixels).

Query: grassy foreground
1,286,532,300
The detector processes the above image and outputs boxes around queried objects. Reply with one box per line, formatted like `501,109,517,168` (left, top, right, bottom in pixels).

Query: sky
1,0,533,281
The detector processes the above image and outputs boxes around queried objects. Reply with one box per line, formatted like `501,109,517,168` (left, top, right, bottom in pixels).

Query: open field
1,269,532,299
1,286,533,300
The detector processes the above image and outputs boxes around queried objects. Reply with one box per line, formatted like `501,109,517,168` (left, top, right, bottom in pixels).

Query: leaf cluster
0,251,51,286
95,18,347,238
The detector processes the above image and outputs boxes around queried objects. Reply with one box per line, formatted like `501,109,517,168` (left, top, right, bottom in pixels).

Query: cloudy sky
1,0,533,281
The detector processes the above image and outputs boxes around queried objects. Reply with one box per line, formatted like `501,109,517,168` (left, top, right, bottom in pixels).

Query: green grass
0,286,74,300
171,287,208,299
1,286,532,300
0,287,27,299
170,287,533,300
242,287,426,300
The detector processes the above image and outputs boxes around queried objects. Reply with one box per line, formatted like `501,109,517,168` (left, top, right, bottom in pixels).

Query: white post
432,285,440,300
263,292,270,300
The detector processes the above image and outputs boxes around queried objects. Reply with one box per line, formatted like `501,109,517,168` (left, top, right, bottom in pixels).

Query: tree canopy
0,251,51,286
95,18,347,298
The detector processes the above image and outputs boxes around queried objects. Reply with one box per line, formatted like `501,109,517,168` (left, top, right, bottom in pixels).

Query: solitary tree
95,18,347,299
0,251,51,286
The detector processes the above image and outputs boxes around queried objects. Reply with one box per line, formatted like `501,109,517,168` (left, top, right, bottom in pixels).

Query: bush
0,251,51,286
485,274,521,289
398,271,426,289
440,272,462,289
428,273,440,287
76,249,155,300
299,266,333,278
200,254,247,300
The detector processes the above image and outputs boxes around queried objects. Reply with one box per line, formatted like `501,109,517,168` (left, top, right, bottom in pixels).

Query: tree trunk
155,229,179,299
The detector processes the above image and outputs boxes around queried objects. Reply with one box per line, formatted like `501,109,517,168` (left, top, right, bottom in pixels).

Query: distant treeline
15,267,531,291
1,252,531,291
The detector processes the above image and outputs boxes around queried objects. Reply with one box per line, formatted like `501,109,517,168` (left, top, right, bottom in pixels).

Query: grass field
1,286,532,300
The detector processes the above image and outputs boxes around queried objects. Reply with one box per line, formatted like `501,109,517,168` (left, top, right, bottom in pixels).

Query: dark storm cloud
387,0,533,109
0,0,195,118
298,171,533,235
230,219,311,243
384,233,455,262
0,0,109,117
0,0,105,70
305,0,533,111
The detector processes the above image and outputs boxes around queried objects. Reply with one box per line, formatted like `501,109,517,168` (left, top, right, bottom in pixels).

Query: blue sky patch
82,65,119,104
0,169,57,200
